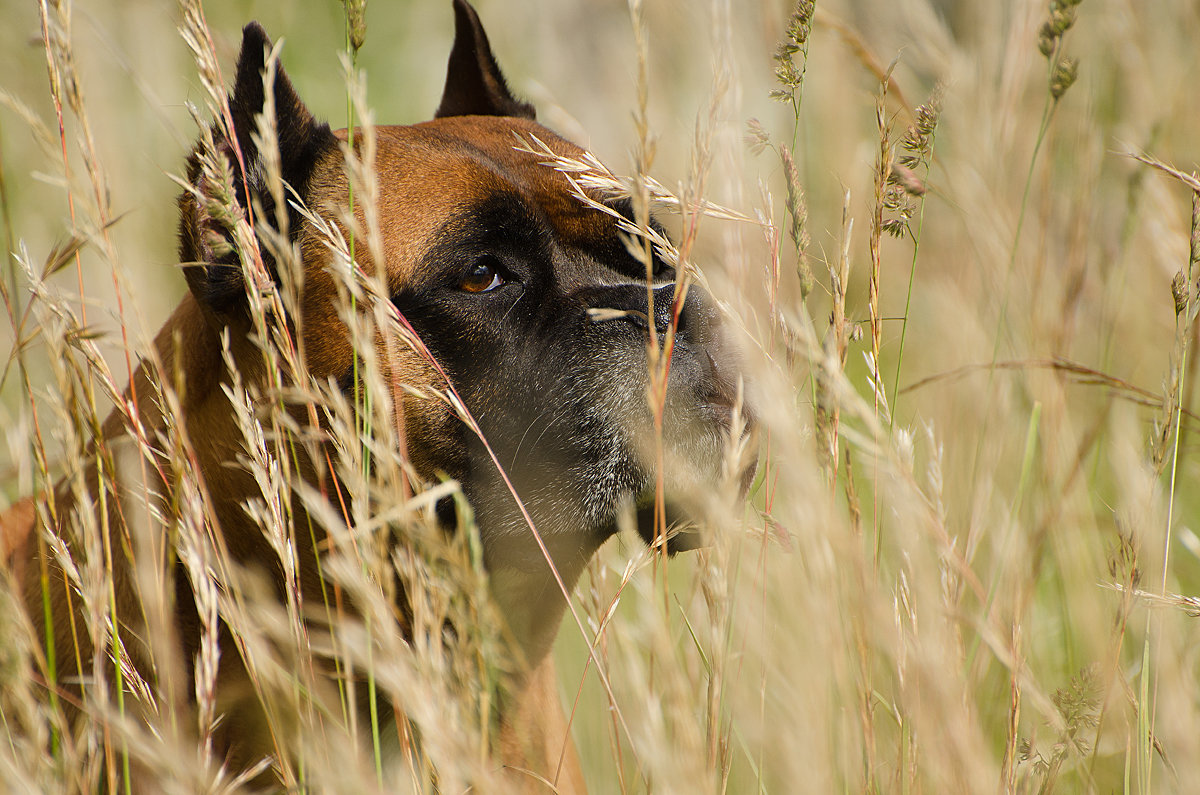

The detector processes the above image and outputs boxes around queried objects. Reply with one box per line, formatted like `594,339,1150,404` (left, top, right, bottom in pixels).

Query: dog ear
435,0,535,120
179,22,336,316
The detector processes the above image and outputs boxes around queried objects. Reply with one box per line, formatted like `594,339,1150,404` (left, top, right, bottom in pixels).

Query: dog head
177,0,755,649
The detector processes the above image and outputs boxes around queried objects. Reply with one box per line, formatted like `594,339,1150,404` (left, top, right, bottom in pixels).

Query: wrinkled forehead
328,116,640,283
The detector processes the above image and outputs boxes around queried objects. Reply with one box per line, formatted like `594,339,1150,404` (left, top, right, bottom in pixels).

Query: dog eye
458,257,505,293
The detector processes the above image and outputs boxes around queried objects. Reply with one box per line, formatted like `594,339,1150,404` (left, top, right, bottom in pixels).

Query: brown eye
459,258,504,293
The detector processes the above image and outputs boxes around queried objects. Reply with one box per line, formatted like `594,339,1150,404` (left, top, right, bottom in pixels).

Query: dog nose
651,284,674,336
667,284,716,347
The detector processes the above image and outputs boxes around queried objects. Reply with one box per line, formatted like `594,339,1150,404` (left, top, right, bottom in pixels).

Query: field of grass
3,0,1200,792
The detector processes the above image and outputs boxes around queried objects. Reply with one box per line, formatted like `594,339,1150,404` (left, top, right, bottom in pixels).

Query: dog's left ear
435,0,535,120
179,22,336,317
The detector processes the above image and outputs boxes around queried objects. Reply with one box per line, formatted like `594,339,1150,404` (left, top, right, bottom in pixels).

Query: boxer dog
2,0,753,790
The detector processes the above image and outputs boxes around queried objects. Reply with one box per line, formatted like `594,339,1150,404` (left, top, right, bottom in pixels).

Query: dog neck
488,552,591,670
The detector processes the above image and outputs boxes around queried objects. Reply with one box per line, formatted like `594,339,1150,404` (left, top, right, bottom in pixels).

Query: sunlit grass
3,1,1200,793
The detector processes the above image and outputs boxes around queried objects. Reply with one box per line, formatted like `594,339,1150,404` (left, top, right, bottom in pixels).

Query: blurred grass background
4,0,1200,792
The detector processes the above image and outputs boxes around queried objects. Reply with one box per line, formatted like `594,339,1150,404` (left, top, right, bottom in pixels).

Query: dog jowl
3,0,755,788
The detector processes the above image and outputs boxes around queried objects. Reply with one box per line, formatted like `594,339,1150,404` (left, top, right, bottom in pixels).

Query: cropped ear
435,0,535,120
179,22,336,317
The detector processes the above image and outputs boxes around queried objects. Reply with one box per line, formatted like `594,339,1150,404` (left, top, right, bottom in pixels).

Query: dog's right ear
179,22,336,318
436,0,535,120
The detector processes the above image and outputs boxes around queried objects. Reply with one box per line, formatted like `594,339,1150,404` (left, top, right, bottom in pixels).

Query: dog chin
632,498,704,554
619,414,757,556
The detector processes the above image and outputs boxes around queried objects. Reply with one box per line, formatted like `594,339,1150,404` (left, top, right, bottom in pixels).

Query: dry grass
3,0,1200,792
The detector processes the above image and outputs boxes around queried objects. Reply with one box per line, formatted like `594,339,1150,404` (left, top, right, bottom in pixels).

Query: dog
1,0,753,790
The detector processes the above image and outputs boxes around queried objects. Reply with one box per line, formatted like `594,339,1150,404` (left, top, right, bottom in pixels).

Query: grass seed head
1049,56,1079,100
1171,270,1188,316
341,0,367,53
770,1,816,105
745,118,772,155
1038,1,1083,57
780,146,812,296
